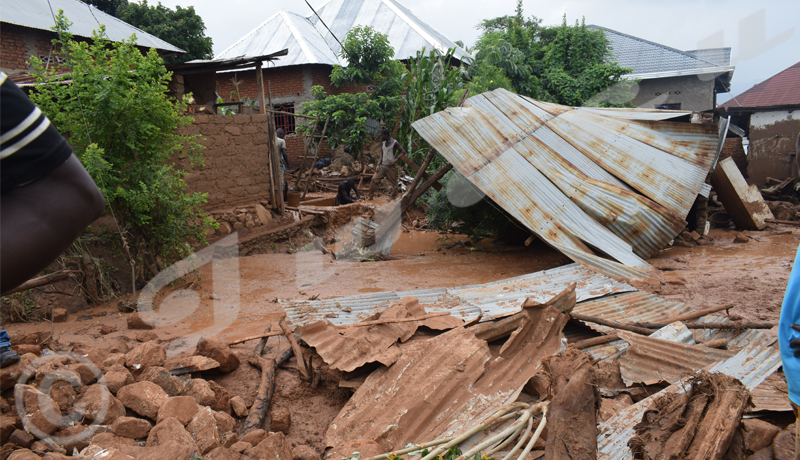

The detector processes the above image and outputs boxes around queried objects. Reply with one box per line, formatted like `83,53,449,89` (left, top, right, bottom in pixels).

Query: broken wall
632,75,716,112
746,109,800,186
215,64,365,166
174,114,274,211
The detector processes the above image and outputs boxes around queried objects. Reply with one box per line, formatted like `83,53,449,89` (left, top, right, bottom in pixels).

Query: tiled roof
589,25,732,79
721,61,800,109
216,0,471,68
2,0,183,53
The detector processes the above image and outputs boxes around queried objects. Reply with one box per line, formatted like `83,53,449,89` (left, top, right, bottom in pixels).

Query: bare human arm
389,139,406,166
1,154,105,294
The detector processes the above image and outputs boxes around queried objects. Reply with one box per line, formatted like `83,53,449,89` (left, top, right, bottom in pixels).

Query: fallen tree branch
338,311,452,329
570,313,655,335
634,321,773,330
660,304,734,324
279,316,310,380
6,270,74,294
569,333,620,350
241,347,292,435
766,218,800,227
227,330,284,347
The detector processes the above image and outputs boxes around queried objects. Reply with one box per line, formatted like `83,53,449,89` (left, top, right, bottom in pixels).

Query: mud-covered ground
4,223,798,453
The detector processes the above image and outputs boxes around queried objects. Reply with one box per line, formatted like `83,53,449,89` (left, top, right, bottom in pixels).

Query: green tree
466,2,633,106
116,1,213,63
28,11,213,278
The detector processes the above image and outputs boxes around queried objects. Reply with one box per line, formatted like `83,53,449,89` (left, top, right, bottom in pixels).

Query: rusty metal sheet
283,263,636,327
413,88,721,279
579,106,692,121
572,292,691,334
516,134,686,258
598,343,781,459
617,332,734,386
750,374,792,412
325,296,571,451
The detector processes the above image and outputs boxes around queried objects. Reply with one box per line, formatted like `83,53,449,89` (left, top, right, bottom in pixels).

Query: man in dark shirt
0,72,105,366
337,177,360,205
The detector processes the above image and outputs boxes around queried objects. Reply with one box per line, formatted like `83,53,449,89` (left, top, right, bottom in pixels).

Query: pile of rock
0,336,318,460
212,203,277,235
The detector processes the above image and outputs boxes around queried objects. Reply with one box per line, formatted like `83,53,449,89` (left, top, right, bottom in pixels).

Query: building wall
175,114,275,211
719,136,748,179
0,24,61,75
747,109,800,187
632,75,716,112
214,64,366,167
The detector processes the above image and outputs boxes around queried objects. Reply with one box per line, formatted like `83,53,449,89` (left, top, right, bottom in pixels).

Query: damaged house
210,0,471,164
719,60,800,186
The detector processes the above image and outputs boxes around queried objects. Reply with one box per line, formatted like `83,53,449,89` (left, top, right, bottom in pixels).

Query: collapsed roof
215,0,471,68
412,89,728,280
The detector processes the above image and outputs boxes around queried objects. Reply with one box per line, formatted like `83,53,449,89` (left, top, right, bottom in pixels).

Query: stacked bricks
719,136,748,179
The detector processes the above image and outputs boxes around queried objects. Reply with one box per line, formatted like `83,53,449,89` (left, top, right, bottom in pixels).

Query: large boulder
157,396,199,426
138,367,183,396
101,364,135,394
124,342,165,373
187,407,220,455
14,384,62,435
195,337,240,373
146,416,196,452
112,416,153,439
244,431,293,460
117,381,168,419
75,384,126,425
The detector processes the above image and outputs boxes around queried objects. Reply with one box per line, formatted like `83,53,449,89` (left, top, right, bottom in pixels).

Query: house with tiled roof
0,0,185,84
719,62,800,186
589,26,734,111
212,0,470,165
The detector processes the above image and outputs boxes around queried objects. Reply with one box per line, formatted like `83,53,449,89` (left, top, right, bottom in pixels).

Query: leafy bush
28,12,213,278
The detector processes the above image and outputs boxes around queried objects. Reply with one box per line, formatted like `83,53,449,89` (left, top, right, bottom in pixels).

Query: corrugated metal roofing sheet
216,0,471,68
617,332,734,386
310,0,471,63
572,292,690,334
587,25,731,77
283,263,635,327
597,344,781,459
413,88,724,279
216,11,339,67
3,0,184,53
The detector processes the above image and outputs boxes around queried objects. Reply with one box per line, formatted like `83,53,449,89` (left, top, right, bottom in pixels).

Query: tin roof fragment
412,89,728,279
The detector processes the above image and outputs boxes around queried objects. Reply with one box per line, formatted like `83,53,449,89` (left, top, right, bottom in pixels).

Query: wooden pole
279,316,310,380
255,61,266,115
659,304,734,325
6,270,73,294
570,312,656,335
401,163,453,214
301,116,330,200
401,148,436,209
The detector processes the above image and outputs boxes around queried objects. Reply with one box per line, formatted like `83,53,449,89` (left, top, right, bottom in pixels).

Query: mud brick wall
747,110,800,186
719,137,748,179
175,114,275,211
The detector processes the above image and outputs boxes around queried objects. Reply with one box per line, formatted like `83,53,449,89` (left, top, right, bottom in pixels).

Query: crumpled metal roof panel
597,344,781,460
413,89,722,278
572,292,691,334
283,263,636,326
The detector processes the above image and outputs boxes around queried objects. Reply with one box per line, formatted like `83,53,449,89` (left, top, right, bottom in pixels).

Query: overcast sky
150,0,799,103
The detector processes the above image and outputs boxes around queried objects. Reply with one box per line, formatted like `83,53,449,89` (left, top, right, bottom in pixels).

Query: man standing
367,129,406,199
276,128,288,200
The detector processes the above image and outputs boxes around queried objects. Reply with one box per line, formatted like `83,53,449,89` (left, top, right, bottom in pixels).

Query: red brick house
212,0,471,165
1,0,184,83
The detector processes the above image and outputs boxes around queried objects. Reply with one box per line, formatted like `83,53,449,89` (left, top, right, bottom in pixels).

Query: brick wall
719,136,748,179
0,25,58,74
175,114,275,211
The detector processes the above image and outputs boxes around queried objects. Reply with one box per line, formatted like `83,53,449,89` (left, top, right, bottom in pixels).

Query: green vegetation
116,1,213,63
28,12,214,279
466,0,634,106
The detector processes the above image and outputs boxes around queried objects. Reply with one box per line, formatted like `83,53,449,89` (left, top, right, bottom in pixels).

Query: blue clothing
0,330,10,348
779,245,800,406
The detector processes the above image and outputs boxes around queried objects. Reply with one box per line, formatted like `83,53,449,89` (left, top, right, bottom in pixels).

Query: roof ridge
215,10,282,59
587,24,719,68
281,10,330,64
721,60,800,109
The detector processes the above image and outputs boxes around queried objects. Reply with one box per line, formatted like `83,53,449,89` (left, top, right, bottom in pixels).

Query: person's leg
794,402,800,460
0,330,19,368
386,167,398,198
368,167,387,199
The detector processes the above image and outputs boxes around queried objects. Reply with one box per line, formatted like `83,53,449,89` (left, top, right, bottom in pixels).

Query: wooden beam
6,270,73,294
255,61,266,115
